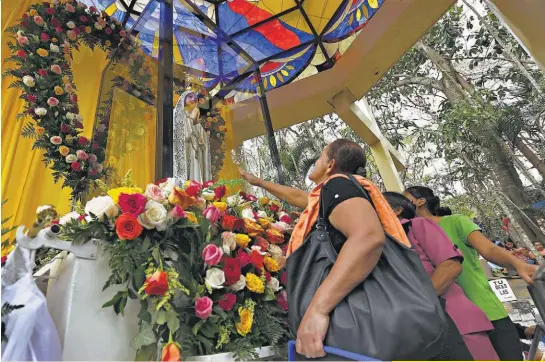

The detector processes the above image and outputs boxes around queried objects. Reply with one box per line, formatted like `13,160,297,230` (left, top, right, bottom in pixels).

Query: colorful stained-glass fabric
88,0,386,99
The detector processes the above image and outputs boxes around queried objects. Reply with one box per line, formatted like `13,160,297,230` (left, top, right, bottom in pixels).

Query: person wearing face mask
403,186,537,361
383,192,497,360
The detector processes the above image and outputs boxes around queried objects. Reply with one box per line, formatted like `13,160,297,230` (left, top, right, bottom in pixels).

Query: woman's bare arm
239,168,308,209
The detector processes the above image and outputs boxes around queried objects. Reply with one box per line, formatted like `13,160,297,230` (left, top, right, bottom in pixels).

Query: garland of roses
4,0,153,199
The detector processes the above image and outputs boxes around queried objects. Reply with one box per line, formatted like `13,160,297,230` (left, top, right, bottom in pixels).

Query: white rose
205,268,225,289
201,189,215,201
230,274,246,292
257,210,267,219
221,232,237,254
272,221,290,232
59,211,80,225
35,108,47,117
159,177,176,194
66,21,76,29
85,195,119,221
144,184,167,203
50,43,60,53
65,154,78,163
17,30,25,37
267,244,283,258
267,277,282,292
138,200,168,231
22,75,35,87
75,114,84,123
66,112,76,121
251,245,267,255
241,207,255,221
94,22,103,30
226,195,241,207
36,205,53,214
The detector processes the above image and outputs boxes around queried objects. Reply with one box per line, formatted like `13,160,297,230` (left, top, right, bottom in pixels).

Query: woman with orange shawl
240,139,398,359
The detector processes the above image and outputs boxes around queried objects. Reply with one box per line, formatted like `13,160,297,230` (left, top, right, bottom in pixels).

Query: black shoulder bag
287,175,447,360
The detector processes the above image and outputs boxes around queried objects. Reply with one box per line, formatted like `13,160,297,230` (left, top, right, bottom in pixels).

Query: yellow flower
258,218,271,229
245,273,264,294
54,86,64,95
36,48,49,57
107,186,143,204
126,143,133,151
235,234,250,248
213,202,227,213
105,40,111,47
186,212,198,224
109,155,117,166
85,26,92,34
63,75,70,84
52,38,58,43
35,126,45,136
65,135,74,144
235,307,254,336
264,256,280,273
59,146,70,156
244,218,263,237
29,9,38,16
258,197,270,206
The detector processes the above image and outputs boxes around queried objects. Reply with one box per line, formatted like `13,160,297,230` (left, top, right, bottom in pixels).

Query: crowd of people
239,138,539,361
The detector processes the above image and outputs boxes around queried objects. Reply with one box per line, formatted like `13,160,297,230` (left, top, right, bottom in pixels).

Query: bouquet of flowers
54,177,296,360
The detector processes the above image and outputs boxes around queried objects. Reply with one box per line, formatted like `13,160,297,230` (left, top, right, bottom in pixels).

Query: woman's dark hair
405,186,441,216
436,207,452,216
383,192,416,220
326,139,367,177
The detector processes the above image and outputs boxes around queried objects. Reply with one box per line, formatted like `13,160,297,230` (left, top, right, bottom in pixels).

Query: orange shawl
287,174,410,256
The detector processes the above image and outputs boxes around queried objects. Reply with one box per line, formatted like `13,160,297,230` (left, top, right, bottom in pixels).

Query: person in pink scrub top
383,192,498,361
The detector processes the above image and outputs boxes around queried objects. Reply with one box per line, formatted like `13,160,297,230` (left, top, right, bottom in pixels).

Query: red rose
46,8,55,15
1,255,7,264
218,293,236,311
281,271,287,285
144,270,168,296
21,19,28,27
80,15,88,22
61,124,70,133
214,185,226,200
51,17,60,27
222,257,241,286
203,180,214,188
105,27,112,35
276,290,288,311
41,32,50,41
280,214,293,224
254,236,269,251
221,214,237,231
118,193,147,216
78,214,86,221
250,250,264,270
71,94,78,103
236,249,250,267
78,136,89,145
73,27,81,36
27,95,37,102
38,69,47,76
89,6,97,13
184,180,202,197
27,108,35,115
115,213,143,240
264,271,271,282
269,204,279,213
17,50,27,58
71,162,82,171
154,177,168,185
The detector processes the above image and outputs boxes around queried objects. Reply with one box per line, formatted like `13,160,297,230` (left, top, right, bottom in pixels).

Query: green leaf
134,344,157,361
130,322,156,350
114,294,128,315
138,300,152,324
152,248,160,264
192,320,204,336
166,309,180,333
199,321,219,339
128,288,138,300
264,288,276,302
156,310,167,325
102,291,122,309
141,236,151,251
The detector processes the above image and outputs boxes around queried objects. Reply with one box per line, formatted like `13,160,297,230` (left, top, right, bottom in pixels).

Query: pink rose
40,32,50,41
195,297,213,320
119,30,127,37
50,64,62,74
56,27,63,34
105,27,112,35
65,83,74,93
168,205,186,220
65,3,75,12
88,153,98,163
34,16,45,26
185,180,202,196
203,205,221,223
50,136,62,145
71,161,82,172
38,69,48,76
144,184,166,202
276,290,288,311
77,136,88,145
17,36,29,46
47,97,59,106
76,150,88,160
279,212,293,224
46,8,55,15
27,94,37,103
80,15,88,22
202,244,223,266
89,6,97,13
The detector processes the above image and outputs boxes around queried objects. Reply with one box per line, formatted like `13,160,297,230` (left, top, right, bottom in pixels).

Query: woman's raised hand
238,168,262,186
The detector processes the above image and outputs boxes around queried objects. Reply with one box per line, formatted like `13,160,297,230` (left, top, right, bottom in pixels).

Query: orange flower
258,218,271,229
168,186,196,209
186,212,198,224
244,218,263,237
115,213,143,240
145,270,168,296
161,342,181,361
266,228,284,244
54,86,64,95
59,146,70,156
35,126,45,136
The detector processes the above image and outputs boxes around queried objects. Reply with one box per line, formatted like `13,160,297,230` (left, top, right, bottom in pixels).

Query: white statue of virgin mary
173,91,212,182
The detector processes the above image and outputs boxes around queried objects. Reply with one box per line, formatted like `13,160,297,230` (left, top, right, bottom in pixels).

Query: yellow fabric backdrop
2,1,241,244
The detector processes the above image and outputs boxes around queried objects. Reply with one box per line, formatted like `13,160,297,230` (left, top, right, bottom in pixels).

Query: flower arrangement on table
4,0,153,199
49,176,295,360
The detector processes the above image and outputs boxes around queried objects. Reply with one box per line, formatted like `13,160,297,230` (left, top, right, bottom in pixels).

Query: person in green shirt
404,186,537,361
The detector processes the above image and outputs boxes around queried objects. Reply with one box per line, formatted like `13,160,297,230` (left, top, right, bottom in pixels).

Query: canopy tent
82,0,385,182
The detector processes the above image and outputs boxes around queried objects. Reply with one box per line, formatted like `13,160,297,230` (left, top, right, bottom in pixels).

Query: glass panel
301,0,345,34
323,0,384,42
